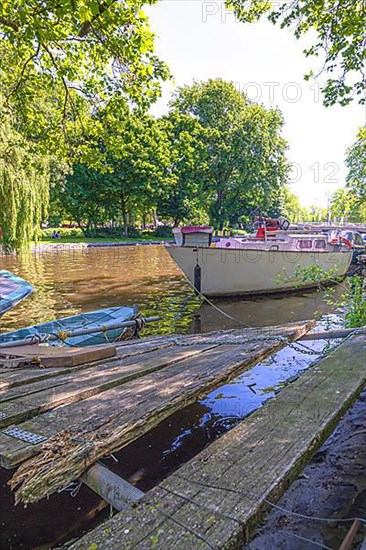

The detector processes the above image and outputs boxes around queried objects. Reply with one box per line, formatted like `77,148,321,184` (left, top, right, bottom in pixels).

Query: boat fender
194,262,201,294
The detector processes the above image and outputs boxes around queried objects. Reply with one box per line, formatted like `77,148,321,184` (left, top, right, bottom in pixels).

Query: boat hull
0,306,135,347
166,245,353,296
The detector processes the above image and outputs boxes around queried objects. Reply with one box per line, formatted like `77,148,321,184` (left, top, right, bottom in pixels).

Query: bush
153,225,173,238
84,226,143,239
42,227,84,238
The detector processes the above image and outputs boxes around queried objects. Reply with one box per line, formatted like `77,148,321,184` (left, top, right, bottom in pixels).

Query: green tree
306,204,328,222
170,79,289,229
331,187,366,222
90,101,170,237
49,164,115,232
156,112,208,226
0,0,169,121
0,107,49,252
281,188,307,222
228,0,366,106
346,127,366,204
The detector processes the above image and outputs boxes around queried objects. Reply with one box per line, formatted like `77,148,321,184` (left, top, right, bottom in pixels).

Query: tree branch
8,44,41,98
0,16,19,32
78,0,118,37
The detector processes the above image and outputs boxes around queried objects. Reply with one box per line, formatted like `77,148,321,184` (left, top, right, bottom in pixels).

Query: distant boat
166,221,353,297
0,306,136,347
0,271,34,317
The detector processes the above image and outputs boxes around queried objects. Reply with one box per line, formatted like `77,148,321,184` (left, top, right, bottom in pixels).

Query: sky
146,0,365,208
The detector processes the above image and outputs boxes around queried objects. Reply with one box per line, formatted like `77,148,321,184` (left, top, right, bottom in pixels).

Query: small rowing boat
0,306,137,347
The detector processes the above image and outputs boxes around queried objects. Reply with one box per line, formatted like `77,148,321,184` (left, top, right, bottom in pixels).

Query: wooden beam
81,463,144,511
299,327,365,341
339,519,362,550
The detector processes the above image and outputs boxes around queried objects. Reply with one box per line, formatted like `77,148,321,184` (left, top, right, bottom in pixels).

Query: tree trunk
216,189,225,231
121,193,128,238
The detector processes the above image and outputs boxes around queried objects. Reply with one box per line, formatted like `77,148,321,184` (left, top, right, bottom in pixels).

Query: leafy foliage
0,106,49,252
156,111,208,225
50,163,115,232
281,188,308,222
346,127,366,204
0,0,169,119
170,79,289,229
330,187,366,222
227,0,366,106
93,102,170,237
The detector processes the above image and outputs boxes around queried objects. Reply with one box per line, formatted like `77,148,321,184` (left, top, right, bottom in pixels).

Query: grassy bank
37,235,168,245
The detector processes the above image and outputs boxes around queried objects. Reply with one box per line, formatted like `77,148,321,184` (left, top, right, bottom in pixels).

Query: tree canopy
227,0,366,106
330,187,366,222
346,127,366,204
0,106,49,252
46,79,292,232
0,0,169,119
170,79,290,228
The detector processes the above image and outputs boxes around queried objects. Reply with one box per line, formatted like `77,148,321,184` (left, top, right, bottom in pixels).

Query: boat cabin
173,226,213,247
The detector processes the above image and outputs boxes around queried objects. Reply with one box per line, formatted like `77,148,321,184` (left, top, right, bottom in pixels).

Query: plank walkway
71,333,366,550
0,321,313,506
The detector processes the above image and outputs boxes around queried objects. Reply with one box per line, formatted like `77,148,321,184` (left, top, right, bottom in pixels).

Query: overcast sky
146,0,365,208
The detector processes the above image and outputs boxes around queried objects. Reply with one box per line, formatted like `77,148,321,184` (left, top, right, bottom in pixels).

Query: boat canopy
0,271,34,317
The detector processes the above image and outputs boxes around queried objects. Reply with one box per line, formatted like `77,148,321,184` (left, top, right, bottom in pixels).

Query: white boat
166,223,353,297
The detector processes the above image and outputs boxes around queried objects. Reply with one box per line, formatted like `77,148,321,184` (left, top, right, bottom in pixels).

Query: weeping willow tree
0,111,49,253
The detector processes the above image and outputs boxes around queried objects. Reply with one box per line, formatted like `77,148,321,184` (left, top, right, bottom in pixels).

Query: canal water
0,245,343,335
0,245,346,549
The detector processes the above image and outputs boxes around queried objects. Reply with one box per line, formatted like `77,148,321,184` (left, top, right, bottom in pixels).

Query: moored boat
166,222,353,297
0,306,137,347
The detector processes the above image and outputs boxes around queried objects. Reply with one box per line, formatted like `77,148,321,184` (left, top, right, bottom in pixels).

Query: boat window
298,239,313,249
315,239,326,249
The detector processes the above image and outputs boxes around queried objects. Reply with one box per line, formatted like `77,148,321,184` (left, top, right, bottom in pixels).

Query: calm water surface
0,245,342,335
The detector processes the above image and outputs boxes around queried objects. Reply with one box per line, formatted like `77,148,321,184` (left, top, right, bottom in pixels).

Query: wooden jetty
0,321,364,549
69,331,365,550
0,321,313,502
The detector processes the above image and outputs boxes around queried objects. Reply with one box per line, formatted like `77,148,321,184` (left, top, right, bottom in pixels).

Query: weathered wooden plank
81,463,144,511
0,322,308,390
70,334,365,550
0,343,117,368
7,321,314,503
0,338,181,390
0,342,261,469
0,342,271,469
0,344,218,428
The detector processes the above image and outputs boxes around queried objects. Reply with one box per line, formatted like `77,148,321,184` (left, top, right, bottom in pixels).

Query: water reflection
0,245,344,337
0,246,200,335
102,323,339,494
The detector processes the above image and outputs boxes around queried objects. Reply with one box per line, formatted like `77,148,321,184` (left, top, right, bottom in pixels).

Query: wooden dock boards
0,321,314,505
71,333,366,550
0,344,219,429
